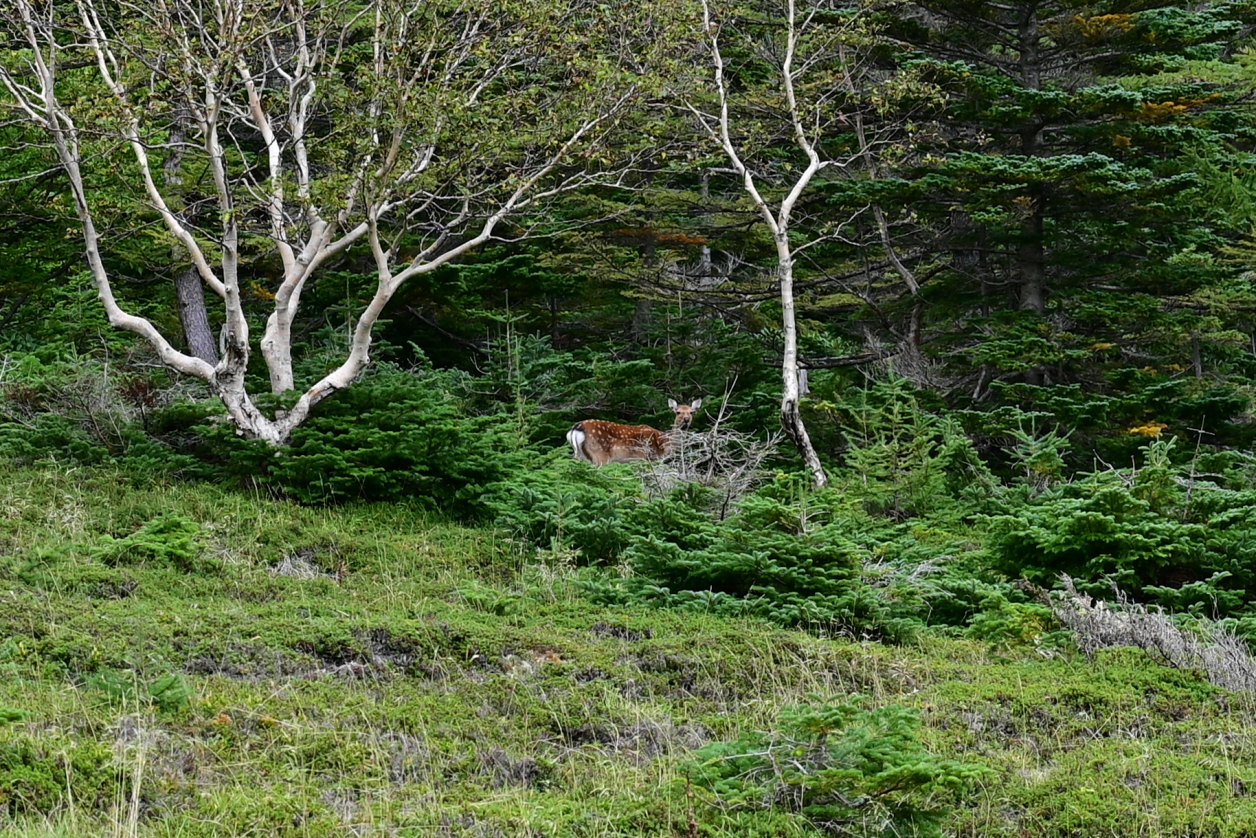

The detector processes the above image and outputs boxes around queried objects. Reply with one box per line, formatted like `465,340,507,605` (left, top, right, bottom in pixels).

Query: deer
567,398,703,466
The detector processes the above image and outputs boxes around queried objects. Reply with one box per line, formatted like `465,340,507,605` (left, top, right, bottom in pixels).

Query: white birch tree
0,0,676,443
684,0,912,488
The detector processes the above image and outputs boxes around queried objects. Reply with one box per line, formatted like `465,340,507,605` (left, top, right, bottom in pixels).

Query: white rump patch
567,426,589,461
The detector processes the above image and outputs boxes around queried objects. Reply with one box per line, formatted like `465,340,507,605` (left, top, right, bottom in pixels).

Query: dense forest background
4,0,1255,613
4,0,1256,835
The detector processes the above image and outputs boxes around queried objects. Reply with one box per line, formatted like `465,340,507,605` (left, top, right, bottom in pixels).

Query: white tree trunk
693,0,831,488
776,243,828,487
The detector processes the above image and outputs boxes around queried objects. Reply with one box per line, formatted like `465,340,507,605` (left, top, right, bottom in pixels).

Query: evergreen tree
880,0,1256,447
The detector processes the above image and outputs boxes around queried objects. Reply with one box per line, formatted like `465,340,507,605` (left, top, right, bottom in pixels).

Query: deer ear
668,399,678,410
691,399,702,410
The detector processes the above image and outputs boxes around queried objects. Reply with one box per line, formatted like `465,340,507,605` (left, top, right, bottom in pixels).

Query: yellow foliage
1140,101,1189,121
1138,95,1221,122
250,281,277,301
1088,342,1117,351
1128,422,1168,437
1073,14,1135,40
1113,135,1131,148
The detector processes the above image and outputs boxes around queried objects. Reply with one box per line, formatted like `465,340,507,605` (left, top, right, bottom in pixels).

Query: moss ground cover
1,465,1254,837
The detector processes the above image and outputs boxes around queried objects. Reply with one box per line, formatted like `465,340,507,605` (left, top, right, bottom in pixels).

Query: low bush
156,366,523,515
266,370,517,512
0,739,114,818
579,482,912,639
984,440,1256,615
689,697,987,837
483,457,637,563
92,514,212,573
829,377,996,521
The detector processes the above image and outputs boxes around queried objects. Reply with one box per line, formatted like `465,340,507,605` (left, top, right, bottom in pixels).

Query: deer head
567,398,703,466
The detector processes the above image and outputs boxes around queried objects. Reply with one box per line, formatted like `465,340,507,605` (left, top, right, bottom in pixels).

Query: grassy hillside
2,465,1255,837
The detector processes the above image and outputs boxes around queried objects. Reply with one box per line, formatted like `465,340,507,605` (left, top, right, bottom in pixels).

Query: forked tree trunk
6,0,671,447
695,0,831,489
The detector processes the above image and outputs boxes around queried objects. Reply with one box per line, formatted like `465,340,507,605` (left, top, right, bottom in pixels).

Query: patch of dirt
185,643,312,680
292,627,451,682
374,731,430,785
555,715,708,764
590,622,653,642
621,651,734,702
88,576,139,600
478,745,549,789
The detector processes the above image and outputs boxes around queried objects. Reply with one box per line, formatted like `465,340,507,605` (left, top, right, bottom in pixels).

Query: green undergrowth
2,465,1255,837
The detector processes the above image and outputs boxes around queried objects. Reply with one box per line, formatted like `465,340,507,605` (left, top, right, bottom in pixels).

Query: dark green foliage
0,134,103,356
0,353,128,464
491,463,911,636
267,369,516,511
632,313,781,437
0,351,212,480
985,439,1256,615
582,482,908,639
457,329,599,447
382,244,610,369
166,367,521,514
483,457,637,563
689,698,986,838
827,377,996,519
858,0,1256,467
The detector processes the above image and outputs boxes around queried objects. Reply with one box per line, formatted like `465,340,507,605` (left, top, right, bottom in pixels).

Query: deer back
567,420,667,466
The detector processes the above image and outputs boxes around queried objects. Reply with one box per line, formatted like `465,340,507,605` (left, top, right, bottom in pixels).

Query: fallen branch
1051,576,1256,693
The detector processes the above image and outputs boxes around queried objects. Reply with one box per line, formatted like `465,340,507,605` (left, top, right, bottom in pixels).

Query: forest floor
2,465,1255,837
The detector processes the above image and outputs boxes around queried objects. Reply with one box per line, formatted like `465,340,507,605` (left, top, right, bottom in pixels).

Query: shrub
832,377,995,520
984,440,1256,614
84,669,192,713
483,457,637,563
92,514,212,573
585,482,910,639
0,739,113,818
688,698,987,838
174,367,522,514
0,351,225,485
